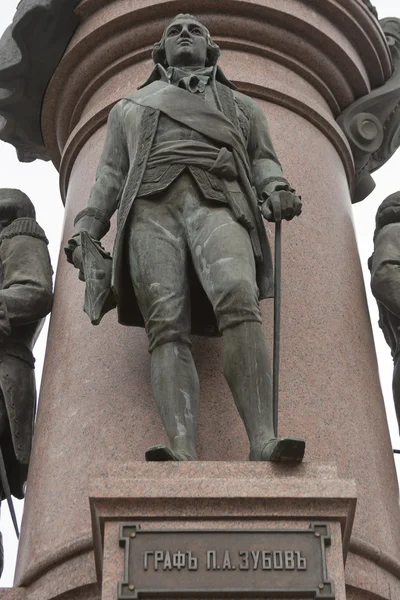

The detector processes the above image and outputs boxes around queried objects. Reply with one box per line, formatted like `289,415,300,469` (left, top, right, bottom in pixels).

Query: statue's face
164,18,208,68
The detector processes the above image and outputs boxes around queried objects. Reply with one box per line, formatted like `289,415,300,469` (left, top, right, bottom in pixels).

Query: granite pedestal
91,463,355,600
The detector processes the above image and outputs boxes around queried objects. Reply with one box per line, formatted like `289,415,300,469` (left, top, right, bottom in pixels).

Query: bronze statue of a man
0,188,52,573
66,14,304,462
370,192,400,434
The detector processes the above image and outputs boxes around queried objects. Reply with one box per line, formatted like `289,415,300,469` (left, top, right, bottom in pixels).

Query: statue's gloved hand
72,245,85,282
65,234,85,280
260,190,302,222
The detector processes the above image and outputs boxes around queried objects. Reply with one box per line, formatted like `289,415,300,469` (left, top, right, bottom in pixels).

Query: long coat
0,218,52,498
70,68,290,335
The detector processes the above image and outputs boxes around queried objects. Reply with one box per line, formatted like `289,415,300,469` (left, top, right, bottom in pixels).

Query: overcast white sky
0,0,399,588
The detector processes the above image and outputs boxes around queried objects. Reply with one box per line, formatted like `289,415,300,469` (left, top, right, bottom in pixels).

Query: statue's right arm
65,102,129,269
370,223,400,318
246,99,301,222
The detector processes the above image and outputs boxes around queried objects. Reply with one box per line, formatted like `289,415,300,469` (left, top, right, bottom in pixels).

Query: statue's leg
0,393,7,499
127,192,199,460
393,354,400,436
221,321,274,446
0,392,7,576
186,199,304,462
149,341,199,460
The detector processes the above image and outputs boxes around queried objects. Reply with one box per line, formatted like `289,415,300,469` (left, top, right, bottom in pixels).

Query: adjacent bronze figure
370,192,400,434
66,14,304,463
0,188,53,573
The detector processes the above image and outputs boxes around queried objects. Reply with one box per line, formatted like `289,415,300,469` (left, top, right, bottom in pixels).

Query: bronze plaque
118,522,334,599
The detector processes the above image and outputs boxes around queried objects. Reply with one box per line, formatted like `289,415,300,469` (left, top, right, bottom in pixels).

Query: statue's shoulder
123,89,143,102
109,90,147,111
231,89,256,115
232,90,257,112
232,89,251,103
108,93,144,121
124,81,169,103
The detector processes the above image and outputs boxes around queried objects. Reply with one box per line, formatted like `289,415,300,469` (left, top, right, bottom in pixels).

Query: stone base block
89,462,356,600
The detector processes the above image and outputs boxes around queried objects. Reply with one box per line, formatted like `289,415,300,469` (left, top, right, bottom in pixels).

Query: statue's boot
249,437,305,463
145,444,196,461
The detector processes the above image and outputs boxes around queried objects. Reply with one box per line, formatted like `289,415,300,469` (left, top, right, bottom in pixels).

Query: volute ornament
337,17,400,202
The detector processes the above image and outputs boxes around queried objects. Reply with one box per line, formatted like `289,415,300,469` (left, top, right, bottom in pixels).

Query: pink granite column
12,1,400,599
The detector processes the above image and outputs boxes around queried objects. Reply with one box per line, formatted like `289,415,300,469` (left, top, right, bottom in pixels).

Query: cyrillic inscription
118,523,334,599
141,548,307,572
144,550,199,571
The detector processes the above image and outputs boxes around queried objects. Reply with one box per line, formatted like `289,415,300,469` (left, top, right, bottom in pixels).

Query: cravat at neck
167,66,213,94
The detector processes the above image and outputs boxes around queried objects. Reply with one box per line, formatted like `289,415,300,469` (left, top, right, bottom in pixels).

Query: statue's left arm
0,220,53,341
247,99,302,222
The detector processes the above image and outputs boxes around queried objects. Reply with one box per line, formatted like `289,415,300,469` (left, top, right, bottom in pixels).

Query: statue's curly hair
152,14,220,67
374,191,400,239
369,191,400,270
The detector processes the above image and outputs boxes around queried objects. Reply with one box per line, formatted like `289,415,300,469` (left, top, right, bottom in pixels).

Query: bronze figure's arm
65,103,129,272
247,100,302,222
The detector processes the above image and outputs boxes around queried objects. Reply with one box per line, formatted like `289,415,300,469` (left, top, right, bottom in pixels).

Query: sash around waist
146,141,238,180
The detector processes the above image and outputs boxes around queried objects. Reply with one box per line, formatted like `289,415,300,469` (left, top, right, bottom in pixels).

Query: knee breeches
128,174,262,352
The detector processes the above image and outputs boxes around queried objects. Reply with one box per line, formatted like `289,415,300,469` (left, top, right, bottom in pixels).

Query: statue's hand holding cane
260,189,302,222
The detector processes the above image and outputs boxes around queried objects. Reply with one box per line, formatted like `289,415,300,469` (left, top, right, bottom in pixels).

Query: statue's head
152,14,220,69
0,188,35,231
374,191,400,238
